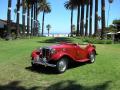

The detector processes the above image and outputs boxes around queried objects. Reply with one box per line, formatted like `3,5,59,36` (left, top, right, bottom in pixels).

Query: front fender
51,52,75,61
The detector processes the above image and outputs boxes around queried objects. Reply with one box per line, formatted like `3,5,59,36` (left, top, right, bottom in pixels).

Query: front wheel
56,58,68,73
89,51,96,63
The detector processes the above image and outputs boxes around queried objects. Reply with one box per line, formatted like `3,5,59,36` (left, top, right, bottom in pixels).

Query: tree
94,0,98,36
30,0,34,36
6,0,12,40
14,8,17,21
26,0,31,36
46,24,51,36
76,0,81,36
22,0,26,37
101,0,106,39
80,0,85,36
85,0,90,36
113,19,120,31
89,0,93,36
107,0,113,27
16,0,21,38
64,0,76,37
38,0,51,36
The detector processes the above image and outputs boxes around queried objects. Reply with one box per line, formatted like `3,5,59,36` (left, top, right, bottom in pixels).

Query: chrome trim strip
32,61,56,67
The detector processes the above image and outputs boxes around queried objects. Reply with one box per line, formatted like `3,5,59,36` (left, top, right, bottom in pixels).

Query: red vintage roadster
31,43,96,73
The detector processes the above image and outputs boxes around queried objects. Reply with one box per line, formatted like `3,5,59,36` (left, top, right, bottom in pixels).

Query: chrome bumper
32,60,56,67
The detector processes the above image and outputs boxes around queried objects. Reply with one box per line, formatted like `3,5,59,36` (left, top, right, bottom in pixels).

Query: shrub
82,37,112,44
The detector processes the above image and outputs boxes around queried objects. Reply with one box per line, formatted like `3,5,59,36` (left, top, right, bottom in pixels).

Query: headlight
36,47,42,52
51,49,56,54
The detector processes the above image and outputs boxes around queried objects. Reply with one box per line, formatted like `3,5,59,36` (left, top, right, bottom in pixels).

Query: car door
75,45,88,60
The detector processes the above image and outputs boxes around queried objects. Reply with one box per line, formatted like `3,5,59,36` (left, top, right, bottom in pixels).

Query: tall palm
6,0,12,40
101,0,105,39
33,0,43,36
26,0,31,36
38,0,51,36
94,0,98,36
64,0,76,37
80,0,85,36
33,1,36,36
30,0,34,36
16,0,21,38
85,0,90,36
76,0,81,36
46,24,51,36
22,0,26,36
107,0,113,27
89,0,93,36
33,0,38,36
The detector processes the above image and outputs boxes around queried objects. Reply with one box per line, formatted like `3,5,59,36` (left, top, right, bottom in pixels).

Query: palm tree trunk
31,4,33,36
22,0,26,37
94,0,98,36
70,8,73,37
42,11,45,36
89,0,93,36
85,1,89,36
27,6,30,36
76,5,80,36
33,2,36,36
48,29,49,36
16,0,20,38
6,0,12,40
35,2,38,36
80,2,85,36
101,0,106,39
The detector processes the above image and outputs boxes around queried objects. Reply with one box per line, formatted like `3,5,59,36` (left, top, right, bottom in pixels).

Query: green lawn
0,37,120,90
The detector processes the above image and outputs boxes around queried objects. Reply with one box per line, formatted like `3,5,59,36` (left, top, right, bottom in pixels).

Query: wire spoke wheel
56,58,68,73
89,52,96,63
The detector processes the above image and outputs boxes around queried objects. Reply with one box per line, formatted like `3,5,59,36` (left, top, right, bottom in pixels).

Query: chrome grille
42,48,51,58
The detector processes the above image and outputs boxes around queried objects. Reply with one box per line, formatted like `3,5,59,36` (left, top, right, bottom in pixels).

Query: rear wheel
56,57,68,73
89,51,96,63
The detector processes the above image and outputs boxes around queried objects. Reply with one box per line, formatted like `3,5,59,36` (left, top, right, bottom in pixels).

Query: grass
0,37,120,90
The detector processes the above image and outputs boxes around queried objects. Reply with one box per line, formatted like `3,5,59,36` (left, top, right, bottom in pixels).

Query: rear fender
88,47,96,55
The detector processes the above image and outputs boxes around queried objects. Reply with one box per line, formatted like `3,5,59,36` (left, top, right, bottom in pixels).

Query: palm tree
89,0,93,36
101,0,105,39
46,24,51,36
76,0,81,36
22,0,26,37
64,0,76,37
16,0,21,38
6,0,12,40
33,1,36,36
38,0,51,36
33,0,38,36
31,0,34,36
80,0,85,36
85,0,90,36
94,0,98,36
14,8,17,21
26,0,31,36
107,0,113,27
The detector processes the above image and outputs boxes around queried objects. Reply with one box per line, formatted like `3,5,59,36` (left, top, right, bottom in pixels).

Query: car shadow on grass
0,81,39,90
25,66,58,75
37,37,73,43
44,80,112,90
25,62,88,75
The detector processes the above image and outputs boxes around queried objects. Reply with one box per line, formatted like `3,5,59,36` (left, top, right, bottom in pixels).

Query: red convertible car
31,43,96,73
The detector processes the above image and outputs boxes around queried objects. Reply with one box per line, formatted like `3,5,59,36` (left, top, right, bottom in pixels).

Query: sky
0,0,120,34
